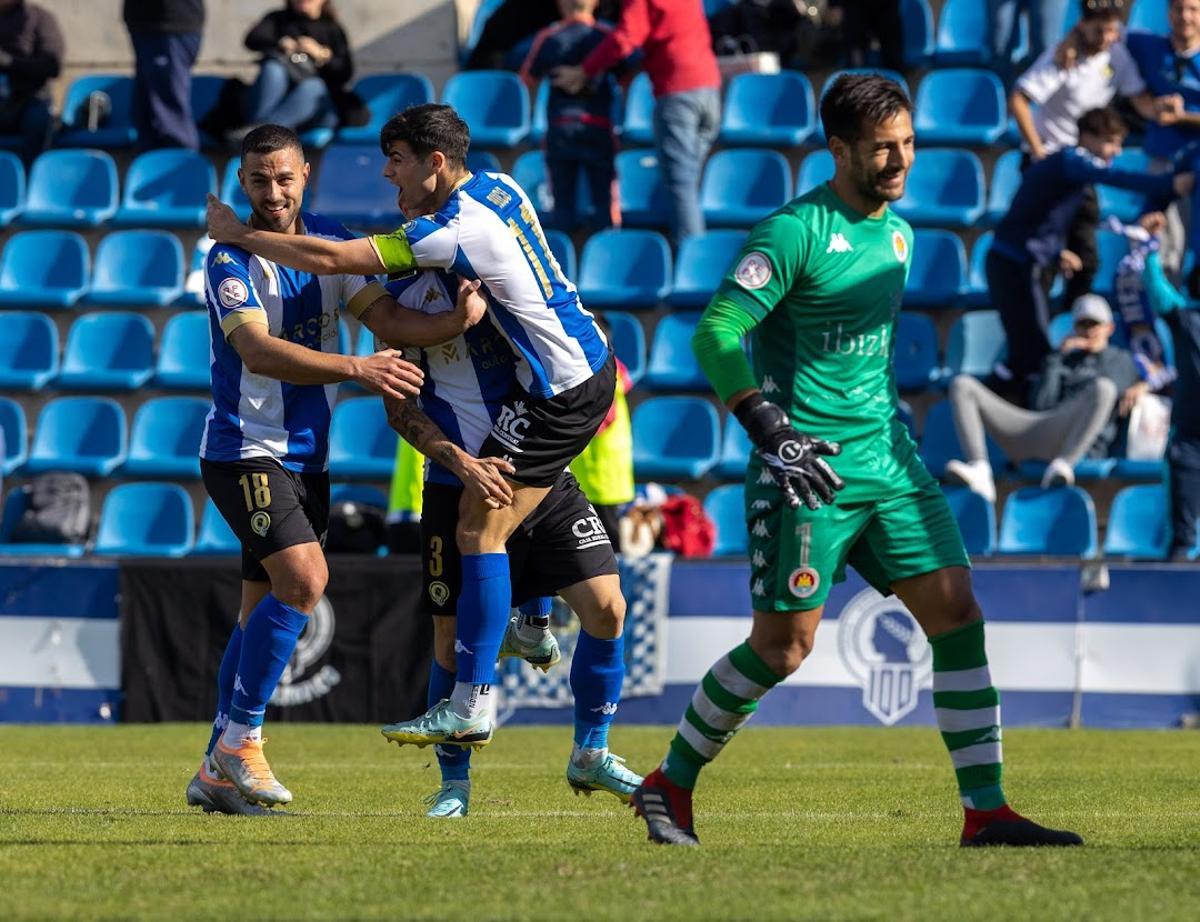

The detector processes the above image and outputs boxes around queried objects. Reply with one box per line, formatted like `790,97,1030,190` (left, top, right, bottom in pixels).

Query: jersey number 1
238,473,272,511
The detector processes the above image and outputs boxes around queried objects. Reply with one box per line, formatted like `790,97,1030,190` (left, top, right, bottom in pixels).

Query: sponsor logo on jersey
820,321,891,357
429,580,451,607
250,511,271,537
571,509,611,549
486,187,513,209
892,231,908,263
734,251,772,290
491,400,531,452
218,277,249,309
826,233,854,254
788,567,820,599
836,588,932,725
270,595,342,707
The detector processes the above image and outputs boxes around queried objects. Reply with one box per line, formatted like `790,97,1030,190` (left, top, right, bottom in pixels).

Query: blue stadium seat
190,74,226,147
965,231,993,306
194,498,240,555
114,149,216,227
57,75,137,148
87,230,185,306
1112,457,1167,480
935,0,991,64
0,488,86,557
313,144,404,227
123,397,208,479
705,484,748,557
179,238,212,308
221,159,253,221
795,149,833,196
510,149,596,223
337,73,435,144
631,396,720,480
646,312,706,391
442,71,530,148
815,70,910,142
617,149,671,227
578,229,671,309
919,399,1007,476
701,149,792,227
987,150,1023,224
461,0,506,64
622,72,655,145
905,228,967,308
668,230,747,308
894,311,940,390
58,312,155,391
944,310,1007,378
1093,229,1130,298
1129,1,1170,33
0,311,58,389
0,230,90,308
26,396,127,476
0,151,24,225
22,149,119,227
544,228,577,282
998,486,1098,556
604,311,646,385
1096,148,1151,224
716,419,753,480
915,69,1006,145
95,482,194,557
902,0,936,68
156,311,210,389
0,398,28,475
1015,457,1116,483
530,80,551,145
466,150,502,174
720,72,815,146
1047,311,1075,349
329,397,397,479
894,148,985,227
943,485,996,557
331,483,389,508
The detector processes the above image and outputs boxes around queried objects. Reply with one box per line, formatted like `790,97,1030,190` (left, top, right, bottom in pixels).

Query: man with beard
629,74,1084,850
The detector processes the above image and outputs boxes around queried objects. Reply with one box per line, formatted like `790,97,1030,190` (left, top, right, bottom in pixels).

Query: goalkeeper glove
734,393,844,510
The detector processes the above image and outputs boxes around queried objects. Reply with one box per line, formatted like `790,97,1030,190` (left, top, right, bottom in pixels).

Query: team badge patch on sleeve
734,252,772,290
218,277,249,309
892,231,908,264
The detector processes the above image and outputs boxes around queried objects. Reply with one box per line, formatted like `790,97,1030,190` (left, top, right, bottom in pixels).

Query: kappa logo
751,549,768,568
233,675,247,695
423,286,442,306
975,727,1002,745
590,702,619,716
836,588,932,726
455,638,474,655
761,376,780,394
492,400,531,452
751,499,772,511
826,232,854,254
271,595,342,707
757,468,774,486
752,578,766,597
751,520,770,538
211,251,234,267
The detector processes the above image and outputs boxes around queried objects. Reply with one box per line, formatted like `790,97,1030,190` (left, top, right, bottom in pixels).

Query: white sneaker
1041,458,1075,489
945,459,996,503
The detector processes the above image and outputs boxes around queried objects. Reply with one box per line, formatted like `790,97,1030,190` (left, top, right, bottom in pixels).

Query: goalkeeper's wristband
733,392,789,446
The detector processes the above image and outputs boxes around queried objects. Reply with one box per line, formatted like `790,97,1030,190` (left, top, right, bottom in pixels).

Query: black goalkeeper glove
734,393,844,510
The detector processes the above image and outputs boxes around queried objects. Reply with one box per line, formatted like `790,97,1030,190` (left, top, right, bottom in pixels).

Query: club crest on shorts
892,231,908,264
429,580,451,607
734,251,772,290
837,587,932,725
250,511,271,537
218,277,248,308
788,566,820,599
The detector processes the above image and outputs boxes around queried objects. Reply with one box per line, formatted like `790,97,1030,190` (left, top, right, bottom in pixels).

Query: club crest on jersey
892,231,908,264
429,580,451,607
734,251,772,290
218,277,249,309
788,567,820,599
837,588,932,725
250,511,271,537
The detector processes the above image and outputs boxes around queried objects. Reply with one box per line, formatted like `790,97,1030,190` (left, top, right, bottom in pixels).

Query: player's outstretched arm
359,278,487,348
206,194,384,275
382,394,515,508
229,322,423,400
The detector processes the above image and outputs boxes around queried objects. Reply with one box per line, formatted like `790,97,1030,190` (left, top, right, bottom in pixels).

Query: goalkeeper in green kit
630,74,1083,849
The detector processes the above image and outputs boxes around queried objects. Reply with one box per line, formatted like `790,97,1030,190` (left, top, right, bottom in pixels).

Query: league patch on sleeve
734,251,772,290
218,277,249,309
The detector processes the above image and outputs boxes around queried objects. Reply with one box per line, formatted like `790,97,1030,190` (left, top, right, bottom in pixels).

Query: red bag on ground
659,494,716,558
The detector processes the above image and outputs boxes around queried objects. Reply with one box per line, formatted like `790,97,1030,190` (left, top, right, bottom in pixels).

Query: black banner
119,556,432,723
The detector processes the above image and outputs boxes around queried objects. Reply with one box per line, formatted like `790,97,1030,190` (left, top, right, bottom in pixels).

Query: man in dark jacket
123,0,204,150
0,0,63,164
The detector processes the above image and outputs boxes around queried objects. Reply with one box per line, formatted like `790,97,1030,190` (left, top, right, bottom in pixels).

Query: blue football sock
429,661,471,782
205,623,243,756
228,594,308,729
454,553,510,686
518,596,552,627
570,630,625,751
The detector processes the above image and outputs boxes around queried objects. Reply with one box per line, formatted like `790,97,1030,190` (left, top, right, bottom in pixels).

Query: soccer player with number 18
630,75,1084,849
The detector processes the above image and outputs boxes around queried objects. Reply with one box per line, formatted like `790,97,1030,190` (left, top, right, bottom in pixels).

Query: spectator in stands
1127,0,1200,280
1011,0,1162,307
833,0,905,72
520,0,622,232
988,107,1189,398
0,0,62,165
240,0,353,138
465,0,619,71
123,0,204,150
946,294,1146,498
990,0,1071,77
551,0,722,246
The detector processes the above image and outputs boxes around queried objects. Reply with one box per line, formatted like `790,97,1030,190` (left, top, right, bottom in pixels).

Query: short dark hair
1080,0,1125,21
820,74,913,144
1077,106,1126,137
379,103,470,167
241,123,303,161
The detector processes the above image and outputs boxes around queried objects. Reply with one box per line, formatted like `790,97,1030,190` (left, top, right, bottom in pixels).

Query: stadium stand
194,497,240,555
719,72,816,147
94,482,194,557
704,483,747,557
667,229,746,309
632,396,720,480
965,231,993,306
914,69,1007,146
622,72,655,146
312,145,404,227
615,149,671,227
795,149,833,196
58,312,155,391
22,149,119,227
998,486,1098,557
904,228,968,309
645,312,707,391
86,230,185,306
330,483,389,508
604,311,647,385
902,0,937,68
919,399,1008,478
337,73,435,145
0,399,29,476
114,150,216,228
510,150,597,223
0,487,86,558
466,150,502,174
894,311,940,391
715,420,752,480
942,485,997,557
700,148,792,227
123,397,208,479
935,0,996,65
25,397,127,477
220,160,254,221
56,74,137,148
441,70,530,148
894,148,985,227
0,312,58,390
329,397,398,479
0,230,90,308
986,151,1023,225
155,312,211,390
0,152,25,225
944,310,1008,378
190,74,226,149
1103,484,1171,559
578,229,672,310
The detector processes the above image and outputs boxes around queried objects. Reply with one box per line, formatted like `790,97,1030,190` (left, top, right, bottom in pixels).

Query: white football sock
221,720,262,748
450,681,491,720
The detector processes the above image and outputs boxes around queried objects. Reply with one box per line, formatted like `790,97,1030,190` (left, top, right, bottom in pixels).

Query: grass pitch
1,724,1198,921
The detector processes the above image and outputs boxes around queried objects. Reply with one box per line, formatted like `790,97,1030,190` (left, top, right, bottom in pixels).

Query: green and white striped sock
930,619,1007,810
661,642,783,790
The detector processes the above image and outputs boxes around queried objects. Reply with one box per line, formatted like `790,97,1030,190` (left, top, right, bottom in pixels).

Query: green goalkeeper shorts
744,440,969,612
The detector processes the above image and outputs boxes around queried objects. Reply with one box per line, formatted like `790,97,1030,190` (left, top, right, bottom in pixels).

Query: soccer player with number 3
630,75,1084,849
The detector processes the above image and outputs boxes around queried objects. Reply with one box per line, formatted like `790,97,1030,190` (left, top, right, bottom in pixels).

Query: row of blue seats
704,482,1191,560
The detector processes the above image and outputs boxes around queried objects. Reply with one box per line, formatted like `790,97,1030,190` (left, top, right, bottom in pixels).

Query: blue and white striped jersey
369,171,609,400
201,212,387,473
386,269,517,486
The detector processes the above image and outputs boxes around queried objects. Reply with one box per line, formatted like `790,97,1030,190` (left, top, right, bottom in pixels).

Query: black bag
325,500,386,554
265,48,320,85
11,473,91,545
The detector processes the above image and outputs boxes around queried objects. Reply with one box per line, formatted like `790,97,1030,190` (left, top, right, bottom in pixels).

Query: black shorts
478,355,616,487
419,470,619,616
201,457,329,582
